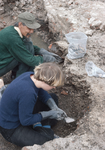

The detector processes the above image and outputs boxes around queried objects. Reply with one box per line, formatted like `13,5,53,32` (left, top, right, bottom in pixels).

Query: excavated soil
50,72,91,137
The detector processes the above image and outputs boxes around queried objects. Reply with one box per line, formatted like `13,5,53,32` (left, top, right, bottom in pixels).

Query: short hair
34,63,65,87
14,22,35,32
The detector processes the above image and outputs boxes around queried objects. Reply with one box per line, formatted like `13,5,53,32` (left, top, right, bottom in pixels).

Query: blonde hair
34,63,64,87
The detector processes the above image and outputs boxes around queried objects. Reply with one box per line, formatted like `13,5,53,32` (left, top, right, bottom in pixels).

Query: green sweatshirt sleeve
33,45,40,53
9,40,43,68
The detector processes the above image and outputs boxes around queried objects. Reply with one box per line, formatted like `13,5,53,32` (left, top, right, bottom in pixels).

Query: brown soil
50,71,91,137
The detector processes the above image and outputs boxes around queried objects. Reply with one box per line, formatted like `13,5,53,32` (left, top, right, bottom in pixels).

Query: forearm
20,113,42,126
38,89,52,104
46,98,67,120
10,42,43,68
33,45,40,54
46,98,58,109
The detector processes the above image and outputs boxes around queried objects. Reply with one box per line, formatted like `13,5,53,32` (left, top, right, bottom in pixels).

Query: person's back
0,72,42,129
0,26,22,69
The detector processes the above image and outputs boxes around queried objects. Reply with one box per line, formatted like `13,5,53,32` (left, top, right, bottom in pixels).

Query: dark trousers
0,37,35,78
0,93,58,147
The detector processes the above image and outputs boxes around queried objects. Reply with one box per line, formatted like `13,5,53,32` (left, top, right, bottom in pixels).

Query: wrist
33,122,42,128
47,98,58,109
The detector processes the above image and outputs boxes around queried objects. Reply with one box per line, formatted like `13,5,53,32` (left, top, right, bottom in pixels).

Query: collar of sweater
14,26,23,38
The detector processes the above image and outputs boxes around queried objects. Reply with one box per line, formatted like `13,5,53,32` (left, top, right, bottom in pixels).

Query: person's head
34,62,65,91
17,12,41,38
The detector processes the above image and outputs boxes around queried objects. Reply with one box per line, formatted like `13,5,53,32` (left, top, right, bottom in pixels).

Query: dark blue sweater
0,72,51,129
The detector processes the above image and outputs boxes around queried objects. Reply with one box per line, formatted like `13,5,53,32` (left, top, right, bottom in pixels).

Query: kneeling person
0,62,66,147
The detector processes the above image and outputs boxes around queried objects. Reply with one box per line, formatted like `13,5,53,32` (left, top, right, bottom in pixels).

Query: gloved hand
46,98,59,109
46,98,67,120
38,48,64,63
42,54,58,62
54,107,67,119
40,109,65,120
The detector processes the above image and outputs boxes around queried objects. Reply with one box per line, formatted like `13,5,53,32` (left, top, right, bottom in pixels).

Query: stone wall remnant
43,0,105,40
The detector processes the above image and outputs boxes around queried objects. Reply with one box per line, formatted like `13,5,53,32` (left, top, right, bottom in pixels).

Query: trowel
64,116,75,123
61,113,75,123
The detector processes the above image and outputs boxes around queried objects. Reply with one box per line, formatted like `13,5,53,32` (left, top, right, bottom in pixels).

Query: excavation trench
0,1,104,150
50,74,91,137
32,27,92,137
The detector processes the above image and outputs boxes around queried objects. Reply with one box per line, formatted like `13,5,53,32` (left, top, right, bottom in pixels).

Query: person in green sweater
0,12,63,78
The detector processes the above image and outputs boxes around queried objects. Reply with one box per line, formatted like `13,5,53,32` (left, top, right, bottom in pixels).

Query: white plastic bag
65,32,88,59
85,61,105,77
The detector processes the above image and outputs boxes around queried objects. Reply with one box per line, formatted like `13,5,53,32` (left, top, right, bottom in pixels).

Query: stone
88,17,96,25
20,0,26,6
15,1,20,7
55,41,68,52
100,22,105,31
27,0,33,4
85,30,94,36
91,20,102,28
0,7,4,15
0,0,4,6
13,7,18,11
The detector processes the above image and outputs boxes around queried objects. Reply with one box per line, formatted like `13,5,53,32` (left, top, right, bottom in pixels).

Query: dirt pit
50,71,91,137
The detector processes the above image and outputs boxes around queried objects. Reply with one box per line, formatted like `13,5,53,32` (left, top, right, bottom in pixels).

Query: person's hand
46,98,67,120
42,54,57,62
53,107,67,120
40,109,66,120
39,48,64,63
